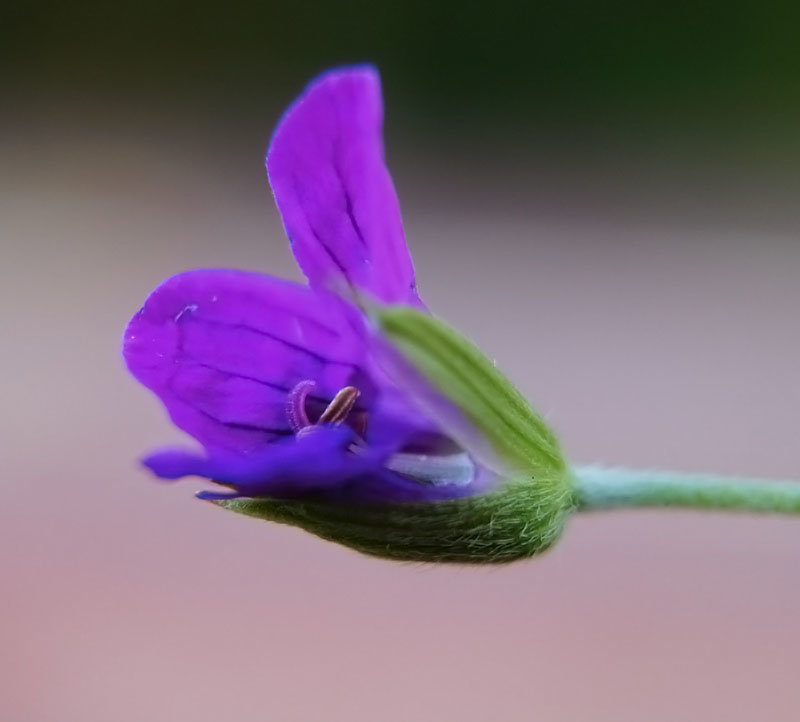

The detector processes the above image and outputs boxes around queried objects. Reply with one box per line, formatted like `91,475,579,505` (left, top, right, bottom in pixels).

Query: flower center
287,380,361,436
286,379,476,489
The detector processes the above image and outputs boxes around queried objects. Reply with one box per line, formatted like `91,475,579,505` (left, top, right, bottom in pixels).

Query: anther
317,386,360,425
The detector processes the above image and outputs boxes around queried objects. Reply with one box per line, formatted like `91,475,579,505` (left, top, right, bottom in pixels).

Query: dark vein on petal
308,225,355,289
185,358,333,405
170,326,299,440
332,155,368,251
290,175,356,290
190,316,357,367
190,403,294,435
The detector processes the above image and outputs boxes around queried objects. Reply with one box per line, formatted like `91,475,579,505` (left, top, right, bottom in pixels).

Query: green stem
573,465,800,515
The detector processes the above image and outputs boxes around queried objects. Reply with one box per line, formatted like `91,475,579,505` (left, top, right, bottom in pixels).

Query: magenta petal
143,448,215,480
143,426,385,499
267,66,421,306
123,269,365,456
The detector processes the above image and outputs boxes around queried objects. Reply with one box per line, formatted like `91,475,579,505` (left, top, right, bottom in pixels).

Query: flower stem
573,466,800,515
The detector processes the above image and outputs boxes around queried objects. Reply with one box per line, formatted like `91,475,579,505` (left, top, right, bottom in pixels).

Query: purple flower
124,66,499,505
123,68,800,562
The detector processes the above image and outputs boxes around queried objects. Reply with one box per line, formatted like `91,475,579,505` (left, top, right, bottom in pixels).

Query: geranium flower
124,66,800,563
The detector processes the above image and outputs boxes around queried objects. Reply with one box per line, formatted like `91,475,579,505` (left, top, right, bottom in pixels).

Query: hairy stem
573,466,800,515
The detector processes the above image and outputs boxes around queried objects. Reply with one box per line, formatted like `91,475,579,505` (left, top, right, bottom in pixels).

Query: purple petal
143,426,385,499
123,269,367,456
145,437,490,504
143,448,213,480
267,66,421,306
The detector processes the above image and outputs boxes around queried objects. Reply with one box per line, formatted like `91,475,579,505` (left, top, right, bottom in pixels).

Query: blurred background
3,2,800,720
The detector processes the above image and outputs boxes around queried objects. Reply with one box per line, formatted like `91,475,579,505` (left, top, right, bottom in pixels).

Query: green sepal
215,472,575,563
375,306,566,476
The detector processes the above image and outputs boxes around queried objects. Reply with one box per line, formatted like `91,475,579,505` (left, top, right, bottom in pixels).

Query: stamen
318,386,360,425
286,380,315,432
288,382,362,438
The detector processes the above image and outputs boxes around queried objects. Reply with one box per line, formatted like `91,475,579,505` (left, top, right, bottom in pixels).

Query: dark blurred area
5,0,800,145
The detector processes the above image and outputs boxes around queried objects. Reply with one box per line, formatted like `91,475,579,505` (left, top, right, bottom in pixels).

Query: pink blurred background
4,66,800,721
